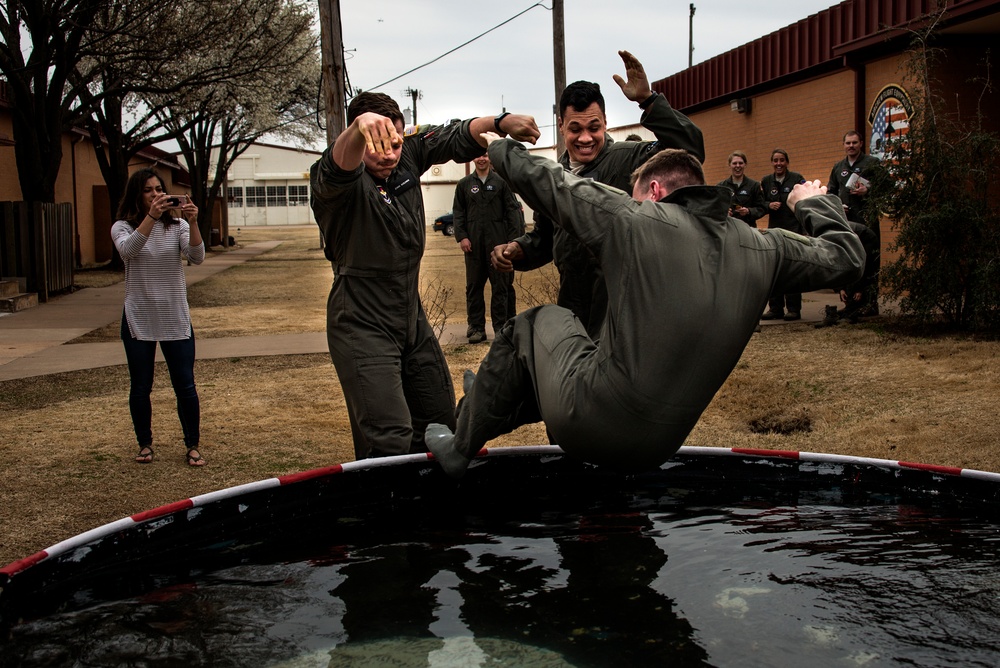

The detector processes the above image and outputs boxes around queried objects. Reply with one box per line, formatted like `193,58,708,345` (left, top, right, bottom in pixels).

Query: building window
227,186,243,208
245,186,266,208
266,185,287,207
288,185,309,206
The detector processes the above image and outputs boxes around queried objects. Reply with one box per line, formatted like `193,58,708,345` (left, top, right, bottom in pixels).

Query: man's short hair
630,149,705,191
625,133,643,142
347,92,404,126
559,81,605,118
843,130,862,142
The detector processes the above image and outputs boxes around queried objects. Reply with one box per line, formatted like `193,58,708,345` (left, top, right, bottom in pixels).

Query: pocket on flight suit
353,356,411,440
401,338,457,426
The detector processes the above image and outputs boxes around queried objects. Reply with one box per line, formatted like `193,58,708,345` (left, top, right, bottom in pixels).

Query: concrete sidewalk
0,242,283,380
0,238,843,382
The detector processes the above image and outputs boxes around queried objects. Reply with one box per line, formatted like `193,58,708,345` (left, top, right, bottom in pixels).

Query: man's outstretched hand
786,179,827,210
480,131,504,146
613,50,653,103
496,116,541,145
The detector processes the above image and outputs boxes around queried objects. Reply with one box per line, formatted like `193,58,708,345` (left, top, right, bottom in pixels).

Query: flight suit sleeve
638,93,706,162
769,195,865,295
859,159,889,209
405,119,486,174
453,179,469,243
503,183,523,242
489,139,623,260
510,212,555,271
746,182,767,224
826,164,841,197
310,149,364,246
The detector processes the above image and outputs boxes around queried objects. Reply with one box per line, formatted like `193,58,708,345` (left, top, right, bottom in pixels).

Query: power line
356,3,549,96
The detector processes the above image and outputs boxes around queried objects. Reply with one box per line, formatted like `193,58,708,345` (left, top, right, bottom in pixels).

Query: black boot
815,304,839,329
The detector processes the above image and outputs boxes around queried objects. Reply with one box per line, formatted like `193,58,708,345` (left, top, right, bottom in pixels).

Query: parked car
433,211,455,236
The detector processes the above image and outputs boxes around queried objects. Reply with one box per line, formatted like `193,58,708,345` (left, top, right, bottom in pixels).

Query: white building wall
224,143,322,227
222,140,572,230
421,145,559,230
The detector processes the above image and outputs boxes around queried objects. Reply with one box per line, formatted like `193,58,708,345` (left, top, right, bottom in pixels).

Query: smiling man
826,130,886,315
490,50,705,339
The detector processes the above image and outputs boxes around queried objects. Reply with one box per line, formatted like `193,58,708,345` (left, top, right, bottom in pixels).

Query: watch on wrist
494,112,511,134
638,93,658,110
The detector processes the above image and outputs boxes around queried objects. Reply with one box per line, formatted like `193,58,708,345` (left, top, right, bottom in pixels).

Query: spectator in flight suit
453,154,524,343
760,148,806,321
717,151,766,227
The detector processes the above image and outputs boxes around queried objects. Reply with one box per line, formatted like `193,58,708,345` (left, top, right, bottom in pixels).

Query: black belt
335,264,406,279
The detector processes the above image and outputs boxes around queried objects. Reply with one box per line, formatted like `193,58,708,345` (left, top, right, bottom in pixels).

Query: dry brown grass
2,225,999,568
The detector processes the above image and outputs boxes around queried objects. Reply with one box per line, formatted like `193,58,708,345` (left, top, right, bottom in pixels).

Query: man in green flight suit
490,50,705,340
453,154,524,344
827,130,887,315
310,92,539,460
426,138,865,478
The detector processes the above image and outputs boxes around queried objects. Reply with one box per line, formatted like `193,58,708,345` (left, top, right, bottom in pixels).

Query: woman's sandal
136,446,154,464
186,449,206,467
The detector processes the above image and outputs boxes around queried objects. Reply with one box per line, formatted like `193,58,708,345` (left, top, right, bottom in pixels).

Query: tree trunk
9,88,62,203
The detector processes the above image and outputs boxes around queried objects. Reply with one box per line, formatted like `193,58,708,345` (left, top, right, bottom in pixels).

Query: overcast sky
334,0,840,147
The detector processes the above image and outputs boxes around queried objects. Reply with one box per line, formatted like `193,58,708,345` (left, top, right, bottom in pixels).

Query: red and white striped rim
3,446,998,580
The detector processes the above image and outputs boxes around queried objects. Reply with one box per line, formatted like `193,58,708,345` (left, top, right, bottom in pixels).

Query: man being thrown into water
426,135,865,478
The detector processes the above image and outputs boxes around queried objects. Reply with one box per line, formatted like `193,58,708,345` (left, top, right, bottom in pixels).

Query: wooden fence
0,201,74,302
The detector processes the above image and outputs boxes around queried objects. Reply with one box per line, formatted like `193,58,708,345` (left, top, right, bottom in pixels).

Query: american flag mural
870,100,910,160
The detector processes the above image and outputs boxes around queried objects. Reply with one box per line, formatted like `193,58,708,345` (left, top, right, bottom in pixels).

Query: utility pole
688,4,696,68
318,0,347,146
553,0,566,155
404,87,422,126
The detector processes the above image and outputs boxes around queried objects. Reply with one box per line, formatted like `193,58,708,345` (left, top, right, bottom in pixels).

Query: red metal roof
653,0,1000,111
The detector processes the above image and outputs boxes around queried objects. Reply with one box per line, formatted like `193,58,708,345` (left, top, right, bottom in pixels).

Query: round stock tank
2,446,1000,667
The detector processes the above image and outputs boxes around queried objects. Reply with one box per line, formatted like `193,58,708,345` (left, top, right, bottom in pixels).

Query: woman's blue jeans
121,314,200,448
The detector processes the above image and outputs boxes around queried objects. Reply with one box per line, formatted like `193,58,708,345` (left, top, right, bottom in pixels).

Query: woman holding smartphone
111,168,206,466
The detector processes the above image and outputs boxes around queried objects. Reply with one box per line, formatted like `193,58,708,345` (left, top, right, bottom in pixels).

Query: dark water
3,459,1000,667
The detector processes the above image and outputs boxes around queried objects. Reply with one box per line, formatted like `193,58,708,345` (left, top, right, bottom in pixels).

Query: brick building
647,0,999,260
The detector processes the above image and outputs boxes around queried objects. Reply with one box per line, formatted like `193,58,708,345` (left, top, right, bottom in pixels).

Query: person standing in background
760,149,806,321
718,151,766,227
827,130,886,315
111,168,206,467
453,154,524,343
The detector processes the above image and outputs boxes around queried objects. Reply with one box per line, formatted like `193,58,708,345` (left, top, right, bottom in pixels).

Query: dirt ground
2,225,999,568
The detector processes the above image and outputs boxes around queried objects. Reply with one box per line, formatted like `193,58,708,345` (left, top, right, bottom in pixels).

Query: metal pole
689,4,696,68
